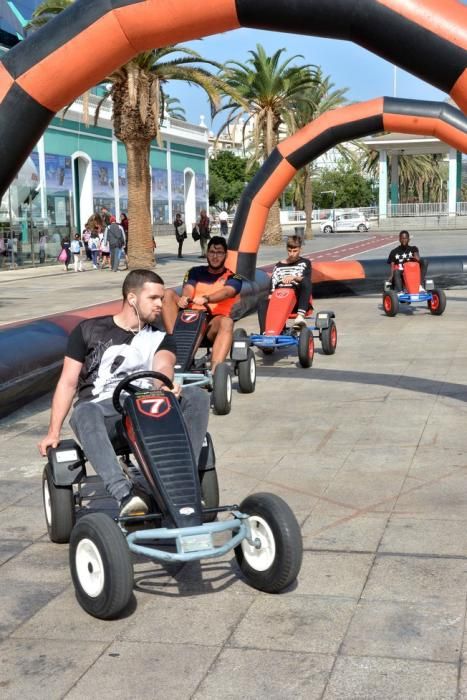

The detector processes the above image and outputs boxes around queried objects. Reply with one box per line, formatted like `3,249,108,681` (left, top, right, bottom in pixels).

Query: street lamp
321,190,336,230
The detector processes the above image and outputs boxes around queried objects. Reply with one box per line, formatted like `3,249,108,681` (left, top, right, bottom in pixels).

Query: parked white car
320,212,370,233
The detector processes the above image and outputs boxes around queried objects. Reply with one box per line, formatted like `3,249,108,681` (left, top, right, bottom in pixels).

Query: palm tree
218,44,318,243
285,70,349,237
27,2,237,267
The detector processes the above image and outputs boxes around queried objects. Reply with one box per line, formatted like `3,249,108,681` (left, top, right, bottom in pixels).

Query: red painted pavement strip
260,235,398,273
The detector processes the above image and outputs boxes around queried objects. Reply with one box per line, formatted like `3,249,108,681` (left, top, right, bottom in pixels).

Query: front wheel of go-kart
320,320,337,355
69,513,133,620
200,469,220,523
212,362,232,415
42,463,75,543
428,289,446,316
235,493,303,593
382,290,399,317
323,225,333,234
237,348,256,393
297,326,314,368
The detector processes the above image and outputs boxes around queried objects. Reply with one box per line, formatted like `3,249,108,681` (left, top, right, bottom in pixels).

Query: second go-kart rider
257,235,312,332
162,236,243,374
387,230,428,294
38,269,210,518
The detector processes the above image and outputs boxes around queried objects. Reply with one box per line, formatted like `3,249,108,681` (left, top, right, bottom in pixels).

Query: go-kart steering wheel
112,370,174,414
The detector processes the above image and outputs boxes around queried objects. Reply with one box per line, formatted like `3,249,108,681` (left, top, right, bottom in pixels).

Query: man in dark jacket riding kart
257,235,312,332
38,269,209,518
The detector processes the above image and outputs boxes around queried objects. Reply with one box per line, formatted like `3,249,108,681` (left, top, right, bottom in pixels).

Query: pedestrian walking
198,209,211,258
88,230,100,269
58,237,71,271
218,209,229,238
174,212,187,258
70,233,84,272
104,215,125,271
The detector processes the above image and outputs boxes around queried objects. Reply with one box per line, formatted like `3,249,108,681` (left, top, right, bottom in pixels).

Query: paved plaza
2,231,467,698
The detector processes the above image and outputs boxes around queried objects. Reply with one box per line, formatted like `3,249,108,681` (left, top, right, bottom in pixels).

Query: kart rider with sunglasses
162,236,242,374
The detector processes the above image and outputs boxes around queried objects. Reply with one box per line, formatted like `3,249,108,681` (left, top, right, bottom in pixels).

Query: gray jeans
70,385,210,502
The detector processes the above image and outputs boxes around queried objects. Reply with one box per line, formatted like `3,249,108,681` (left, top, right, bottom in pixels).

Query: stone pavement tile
266,461,336,498
276,446,353,471
66,641,220,700
362,555,467,606
420,416,467,449
193,647,334,700
408,446,467,481
340,445,416,474
0,478,37,509
356,416,428,448
229,595,355,655
302,511,388,552
320,471,406,511
294,552,373,599
342,599,463,663
394,472,467,520
457,664,467,700
380,516,467,556
150,555,257,596
214,468,262,502
0,505,46,542
0,539,31,566
249,481,318,521
123,588,255,646
0,638,107,700
322,656,457,700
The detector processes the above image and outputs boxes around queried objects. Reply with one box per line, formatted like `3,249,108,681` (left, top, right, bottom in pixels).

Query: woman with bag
58,237,71,271
174,212,187,258
198,209,211,258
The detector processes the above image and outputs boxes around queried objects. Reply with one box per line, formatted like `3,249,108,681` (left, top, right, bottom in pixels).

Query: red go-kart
244,287,337,368
383,261,446,317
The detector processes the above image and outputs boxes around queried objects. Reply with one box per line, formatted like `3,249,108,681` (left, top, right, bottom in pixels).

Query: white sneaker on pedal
293,313,307,329
119,491,148,517
419,285,426,292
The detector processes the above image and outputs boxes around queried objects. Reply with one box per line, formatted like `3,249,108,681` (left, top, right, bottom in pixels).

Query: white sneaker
119,492,148,517
419,285,426,292
293,313,307,328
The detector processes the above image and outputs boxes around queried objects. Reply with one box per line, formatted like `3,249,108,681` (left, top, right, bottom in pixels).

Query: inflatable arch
0,0,465,202
227,97,467,278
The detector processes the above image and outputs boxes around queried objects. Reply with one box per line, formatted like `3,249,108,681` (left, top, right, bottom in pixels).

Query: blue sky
167,26,454,130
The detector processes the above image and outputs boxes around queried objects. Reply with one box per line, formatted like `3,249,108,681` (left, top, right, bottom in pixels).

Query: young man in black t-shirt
257,235,312,332
38,269,209,517
387,230,428,292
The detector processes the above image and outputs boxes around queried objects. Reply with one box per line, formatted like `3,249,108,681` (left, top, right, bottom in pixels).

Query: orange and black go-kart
244,286,337,368
383,261,446,317
42,370,303,620
172,302,256,416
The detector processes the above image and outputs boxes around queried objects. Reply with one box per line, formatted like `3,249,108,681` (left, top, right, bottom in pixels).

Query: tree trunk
262,199,282,245
304,168,313,239
125,139,154,269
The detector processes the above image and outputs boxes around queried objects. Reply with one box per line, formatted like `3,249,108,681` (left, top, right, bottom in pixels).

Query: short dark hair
399,230,410,239
207,236,227,252
122,269,164,299
286,235,303,248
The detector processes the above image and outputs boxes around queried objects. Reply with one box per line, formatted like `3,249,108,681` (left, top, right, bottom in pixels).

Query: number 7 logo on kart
136,396,171,418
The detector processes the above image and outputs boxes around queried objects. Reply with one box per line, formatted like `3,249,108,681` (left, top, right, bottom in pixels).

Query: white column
167,141,173,224
204,146,209,213
448,148,457,216
111,133,120,219
378,150,388,219
37,136,47,221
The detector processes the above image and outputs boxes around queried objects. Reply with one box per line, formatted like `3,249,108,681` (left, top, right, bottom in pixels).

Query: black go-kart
42,371,302,620
172,307,256,415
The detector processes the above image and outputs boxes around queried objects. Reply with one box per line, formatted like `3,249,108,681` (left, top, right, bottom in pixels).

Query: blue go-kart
42,370,302,619
242,287,337,368
383,261,446,317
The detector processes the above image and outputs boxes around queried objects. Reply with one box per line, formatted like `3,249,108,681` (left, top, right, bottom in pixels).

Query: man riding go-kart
248,236,337,366
38,269,303,620
38,269,209,518
383,230,446,316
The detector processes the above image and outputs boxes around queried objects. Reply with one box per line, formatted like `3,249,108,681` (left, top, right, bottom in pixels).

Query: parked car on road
320,212,370,233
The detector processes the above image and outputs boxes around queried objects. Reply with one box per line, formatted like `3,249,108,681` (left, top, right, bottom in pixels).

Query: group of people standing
59,210,129,272
173,209,229,259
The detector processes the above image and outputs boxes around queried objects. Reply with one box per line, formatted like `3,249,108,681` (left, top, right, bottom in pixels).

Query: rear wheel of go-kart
69,513,133,620
42,463,75,544
323,225,333,234
382,290,399,317
234,492,303,593
428,289,446,316
237,348,256,393
320,320,337,355
297,326,314,368
200,469,220,523
212,362,232,415
357,223,368,232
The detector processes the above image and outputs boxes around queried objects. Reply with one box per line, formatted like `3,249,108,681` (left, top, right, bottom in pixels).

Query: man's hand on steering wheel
192,294,210,307
177,295,190,309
